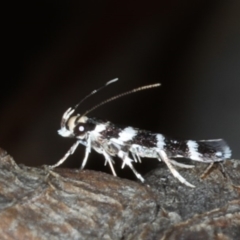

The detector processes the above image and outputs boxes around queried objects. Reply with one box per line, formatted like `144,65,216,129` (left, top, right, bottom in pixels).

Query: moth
51,79,231,187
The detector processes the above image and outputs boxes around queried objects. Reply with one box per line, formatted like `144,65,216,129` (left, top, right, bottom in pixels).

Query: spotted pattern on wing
197,142,216,160
100,123,123,140
132,130,157,148
164,139,190,158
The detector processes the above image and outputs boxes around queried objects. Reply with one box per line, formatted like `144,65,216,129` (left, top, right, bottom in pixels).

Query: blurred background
2,1,240,179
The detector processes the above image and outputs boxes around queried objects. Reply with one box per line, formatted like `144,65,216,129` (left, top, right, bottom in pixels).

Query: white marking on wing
223,146,231,158
95,124,107,133
156,134,165,150
216,151,222,157
187,140,202,160
119,127,137,142
110,138,124,146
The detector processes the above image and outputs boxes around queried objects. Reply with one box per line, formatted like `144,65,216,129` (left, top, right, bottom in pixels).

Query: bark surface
0,147,239,240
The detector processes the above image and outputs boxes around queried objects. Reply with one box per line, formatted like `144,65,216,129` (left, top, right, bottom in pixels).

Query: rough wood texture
0,147,239,240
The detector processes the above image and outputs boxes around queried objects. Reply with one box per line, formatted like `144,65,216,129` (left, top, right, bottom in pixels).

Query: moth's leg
50,140,81,168
120,152,133,169
169,159,195,169
104,157,115,166
102,151,117,176
118,150,145,182
218,162,228,180
100,142,116,166
200,162,215,179
80,134,91,170
131,149,142,163
158,150,195,188
136,153,142,163
130,146,142,163
131,153,139,163
103,144,115,166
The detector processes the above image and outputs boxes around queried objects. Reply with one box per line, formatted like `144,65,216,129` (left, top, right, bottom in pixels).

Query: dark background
2,1,240,179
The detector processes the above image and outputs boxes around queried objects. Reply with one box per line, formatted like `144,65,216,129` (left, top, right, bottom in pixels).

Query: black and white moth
51,79,231,187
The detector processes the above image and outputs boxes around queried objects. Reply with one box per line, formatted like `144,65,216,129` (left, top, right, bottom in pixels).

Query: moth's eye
79,125,85,132
74,122,95,136
74,123,87,135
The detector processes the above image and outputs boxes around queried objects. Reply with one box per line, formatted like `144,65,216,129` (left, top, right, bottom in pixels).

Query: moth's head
58,107,91,139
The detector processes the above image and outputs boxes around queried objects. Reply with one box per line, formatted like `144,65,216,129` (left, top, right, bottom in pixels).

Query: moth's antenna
83,83,161,116
74,78,118,110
